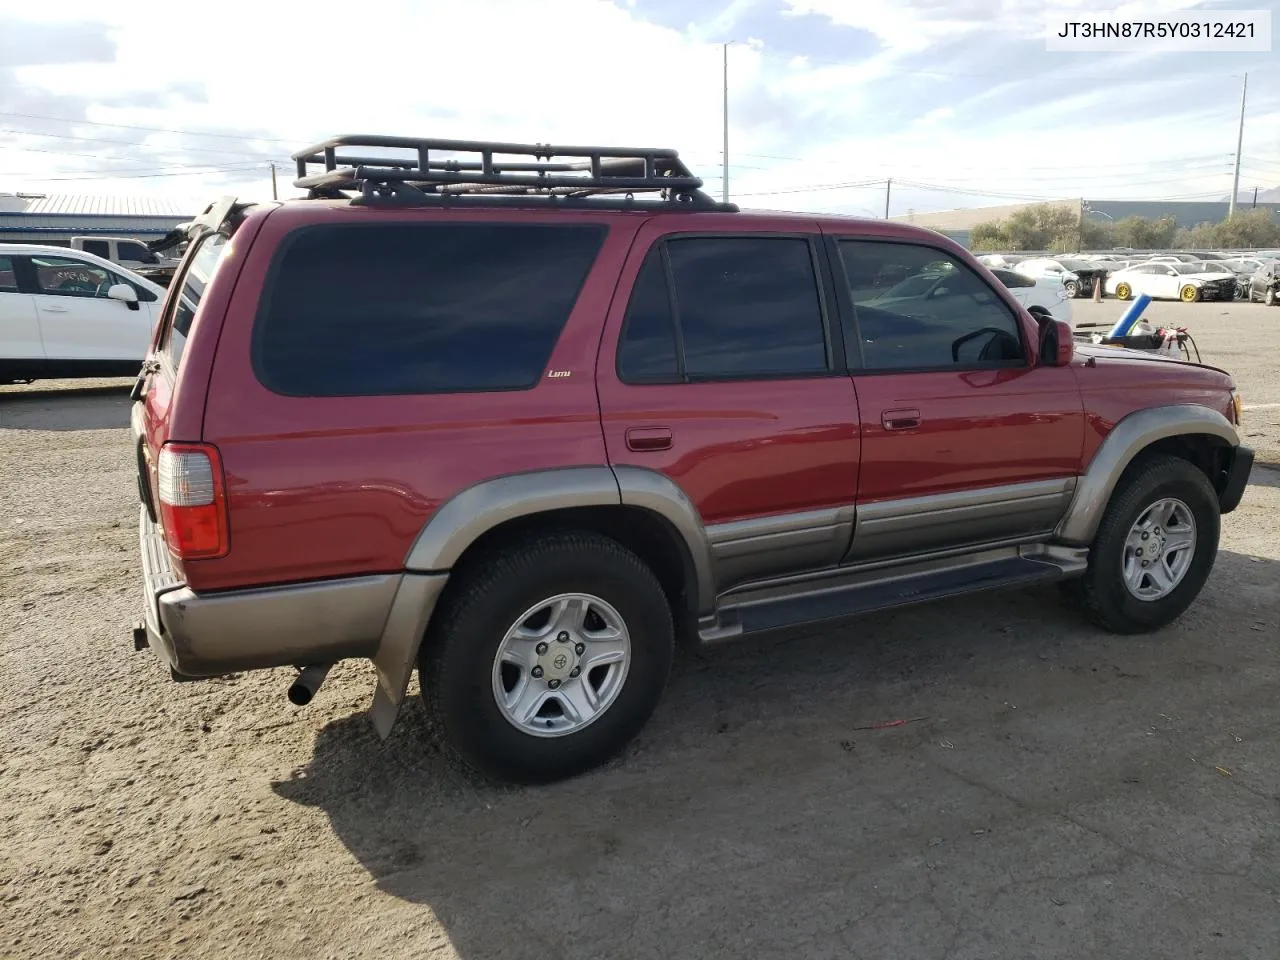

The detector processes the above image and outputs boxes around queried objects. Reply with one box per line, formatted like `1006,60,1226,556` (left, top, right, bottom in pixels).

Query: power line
9,163,266,181
0,126,279,160
0,110,298,145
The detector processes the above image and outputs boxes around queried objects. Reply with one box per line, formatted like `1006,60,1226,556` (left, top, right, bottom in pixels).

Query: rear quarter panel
190,205,642,592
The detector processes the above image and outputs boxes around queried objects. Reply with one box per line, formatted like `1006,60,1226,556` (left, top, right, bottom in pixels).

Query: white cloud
0,0,1274,215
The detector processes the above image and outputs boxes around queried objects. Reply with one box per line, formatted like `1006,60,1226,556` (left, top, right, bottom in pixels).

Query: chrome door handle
626,427,673,451
881,408,921,431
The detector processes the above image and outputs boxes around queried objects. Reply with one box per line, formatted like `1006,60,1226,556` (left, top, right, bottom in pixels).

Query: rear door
27,253,151,360
0,253,43,362
596,217,861,593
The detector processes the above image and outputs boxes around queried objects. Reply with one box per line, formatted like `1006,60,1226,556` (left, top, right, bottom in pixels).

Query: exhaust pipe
288,665,332,706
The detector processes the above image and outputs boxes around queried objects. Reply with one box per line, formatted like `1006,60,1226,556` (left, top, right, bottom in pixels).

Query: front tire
1267,288,1277,306
1180,284,1201,303
1114,282,1132,301
1064,455,1220,634
1064,279,1080,298
420,530,675,783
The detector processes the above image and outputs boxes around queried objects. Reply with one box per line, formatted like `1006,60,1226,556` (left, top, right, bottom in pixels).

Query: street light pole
1228,72,1247,219
722,42,730,204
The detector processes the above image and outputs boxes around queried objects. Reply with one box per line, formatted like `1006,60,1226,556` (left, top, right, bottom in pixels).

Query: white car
0,244,165,384
1105,262,1237,303
988,267,1074,326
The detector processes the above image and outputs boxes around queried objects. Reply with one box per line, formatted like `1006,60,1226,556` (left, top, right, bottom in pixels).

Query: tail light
157,443,229,560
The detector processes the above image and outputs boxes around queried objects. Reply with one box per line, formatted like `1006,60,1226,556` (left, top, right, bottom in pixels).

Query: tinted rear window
253,223,605,397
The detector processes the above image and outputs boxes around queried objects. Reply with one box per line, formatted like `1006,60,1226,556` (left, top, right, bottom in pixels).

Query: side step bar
699,544,1087,643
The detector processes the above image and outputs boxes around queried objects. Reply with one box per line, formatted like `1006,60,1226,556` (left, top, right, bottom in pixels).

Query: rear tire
1064,455,1220,634
420,530,675,784
1064,279,1080,298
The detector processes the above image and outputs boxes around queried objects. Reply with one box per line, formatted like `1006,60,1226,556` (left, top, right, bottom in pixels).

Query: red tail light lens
156,443,229,560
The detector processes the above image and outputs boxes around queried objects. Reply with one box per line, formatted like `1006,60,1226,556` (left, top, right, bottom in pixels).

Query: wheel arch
1056,405,1239,545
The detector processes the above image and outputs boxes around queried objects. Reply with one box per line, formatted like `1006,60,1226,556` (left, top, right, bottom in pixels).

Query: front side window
253,223,605,397
839,241,1024,371
30,256,115,298
118,241,151,261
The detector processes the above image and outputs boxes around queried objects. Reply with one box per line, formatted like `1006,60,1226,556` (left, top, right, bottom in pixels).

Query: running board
698,545,1088,643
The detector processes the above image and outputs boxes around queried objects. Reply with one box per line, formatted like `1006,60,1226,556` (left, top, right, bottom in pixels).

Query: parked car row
978,250,1280,304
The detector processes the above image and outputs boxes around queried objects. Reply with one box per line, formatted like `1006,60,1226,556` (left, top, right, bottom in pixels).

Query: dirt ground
2,299,1279,960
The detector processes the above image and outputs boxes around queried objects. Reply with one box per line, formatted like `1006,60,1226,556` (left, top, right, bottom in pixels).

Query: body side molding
1056,404,1239,545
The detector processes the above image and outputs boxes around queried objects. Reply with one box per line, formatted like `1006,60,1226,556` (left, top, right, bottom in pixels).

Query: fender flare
370,466,714,737
1055,404,1238,546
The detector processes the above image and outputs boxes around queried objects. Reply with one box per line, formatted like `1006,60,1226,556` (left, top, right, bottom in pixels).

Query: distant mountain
1224,186,1280,203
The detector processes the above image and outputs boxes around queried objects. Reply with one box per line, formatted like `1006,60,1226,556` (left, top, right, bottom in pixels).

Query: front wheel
1267,288,1277,306
1114,282,1132,301
420,530,675,783
1180,284,1201,303
1064,279,1080,298
1063,455,1220,634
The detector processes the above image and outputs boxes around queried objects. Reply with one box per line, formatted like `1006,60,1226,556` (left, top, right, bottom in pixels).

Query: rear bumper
1219,445,1254,515
138,507,442,679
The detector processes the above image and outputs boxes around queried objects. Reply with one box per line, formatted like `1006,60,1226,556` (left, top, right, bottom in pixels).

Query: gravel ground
2,301,1279,960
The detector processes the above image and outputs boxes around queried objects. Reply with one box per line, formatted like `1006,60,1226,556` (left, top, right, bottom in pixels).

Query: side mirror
107,283,140,311
1038,317,1074,367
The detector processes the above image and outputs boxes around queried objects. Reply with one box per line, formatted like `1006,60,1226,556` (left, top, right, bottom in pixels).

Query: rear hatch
132,198,260,570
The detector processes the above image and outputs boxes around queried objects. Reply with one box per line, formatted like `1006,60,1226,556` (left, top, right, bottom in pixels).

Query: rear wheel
1180,284,1201,303
1114,282,1132,301
420,530,675,783
1064,279,1080,297
1063,455,1219,634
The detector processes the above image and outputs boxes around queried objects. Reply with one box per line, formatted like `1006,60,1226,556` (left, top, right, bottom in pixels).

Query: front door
27,254,150,360
596,217,861,594
824,234,1085,563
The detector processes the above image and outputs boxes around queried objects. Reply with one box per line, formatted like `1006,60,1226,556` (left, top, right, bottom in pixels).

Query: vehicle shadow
0,383,132,431
272,550,1280,959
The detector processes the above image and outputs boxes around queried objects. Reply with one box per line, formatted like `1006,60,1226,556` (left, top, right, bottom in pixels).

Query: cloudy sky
0,0,1277,216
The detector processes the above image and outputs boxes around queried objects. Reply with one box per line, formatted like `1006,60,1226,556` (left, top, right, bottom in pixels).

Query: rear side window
166,233,228,369
254,223,605,397
617,236,829,382
81,240,110,258
0,256,17,293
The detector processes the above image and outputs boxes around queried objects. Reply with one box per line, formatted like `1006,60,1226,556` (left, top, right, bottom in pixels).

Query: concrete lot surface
2,299,1278,960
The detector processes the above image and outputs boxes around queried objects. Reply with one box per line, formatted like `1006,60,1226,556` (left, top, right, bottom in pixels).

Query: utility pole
1252,185,1259,209
722,42,730,204
883,178,892,218
1228,72,1247,219
270,161,278,201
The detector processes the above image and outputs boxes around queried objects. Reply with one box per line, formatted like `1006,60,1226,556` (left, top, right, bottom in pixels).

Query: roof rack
291,134,737,212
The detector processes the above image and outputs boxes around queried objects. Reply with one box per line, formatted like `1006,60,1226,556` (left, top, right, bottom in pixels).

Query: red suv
132,135,1253,784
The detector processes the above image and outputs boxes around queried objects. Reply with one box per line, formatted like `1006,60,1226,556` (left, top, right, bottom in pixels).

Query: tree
971,220,1008,251
1173,221,1218,249
1112,215,1176,250
1212,209,1280,248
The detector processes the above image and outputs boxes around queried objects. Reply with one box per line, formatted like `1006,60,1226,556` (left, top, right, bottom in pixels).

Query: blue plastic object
1109,293,1152,338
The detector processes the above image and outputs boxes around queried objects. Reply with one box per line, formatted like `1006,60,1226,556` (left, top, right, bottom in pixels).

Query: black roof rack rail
290,134,738,212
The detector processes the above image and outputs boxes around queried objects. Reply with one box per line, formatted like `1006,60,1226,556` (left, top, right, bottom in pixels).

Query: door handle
42,304,70,313
626,427,672,452
881,408,921,431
